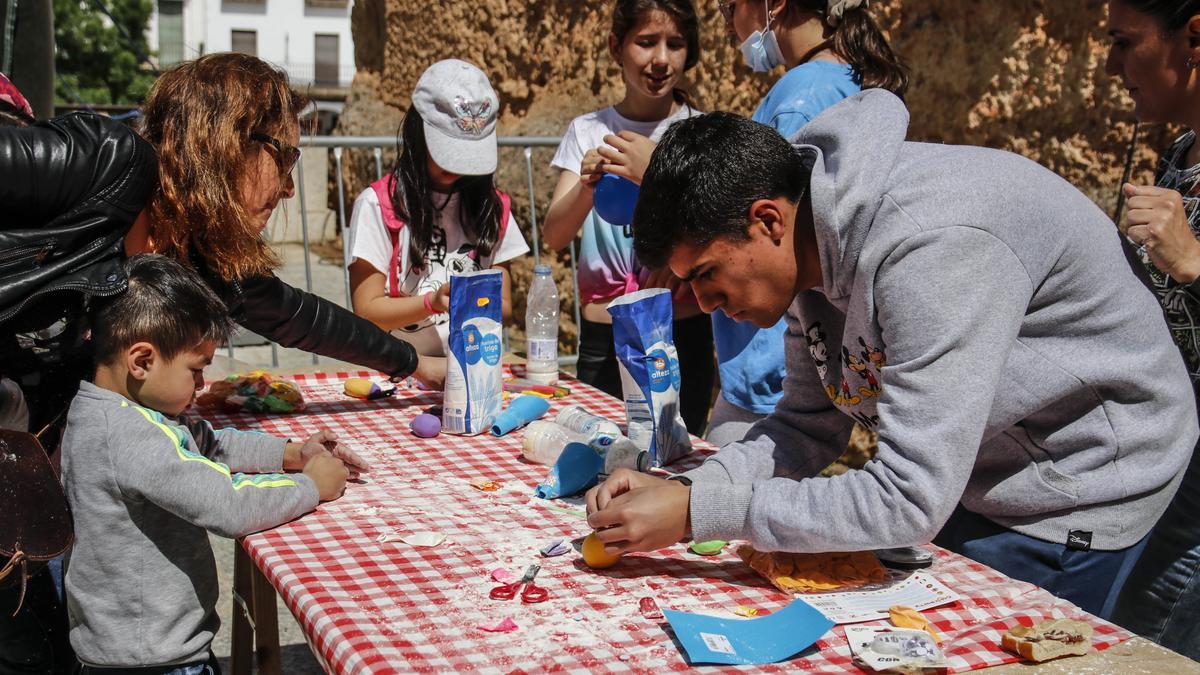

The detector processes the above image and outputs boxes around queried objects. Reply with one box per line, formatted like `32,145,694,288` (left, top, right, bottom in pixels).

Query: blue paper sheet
662,598,834,665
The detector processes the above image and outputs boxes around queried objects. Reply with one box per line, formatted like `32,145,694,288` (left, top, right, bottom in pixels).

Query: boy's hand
303,451,349,502
286,430,370,479
598,131,656,186
586,478,692,556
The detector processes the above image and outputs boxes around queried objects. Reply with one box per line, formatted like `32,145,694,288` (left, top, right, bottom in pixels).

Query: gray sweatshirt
684,89,1198,553
61,381,319,668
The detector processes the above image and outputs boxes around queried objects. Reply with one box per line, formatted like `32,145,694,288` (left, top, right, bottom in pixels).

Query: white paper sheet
801,573,960,624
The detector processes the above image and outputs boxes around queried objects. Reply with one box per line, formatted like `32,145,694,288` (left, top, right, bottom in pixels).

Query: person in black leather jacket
0,55,443,674
0,60,443,441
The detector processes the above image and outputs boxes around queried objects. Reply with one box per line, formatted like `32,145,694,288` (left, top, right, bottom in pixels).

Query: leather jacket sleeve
0,113,154,227
221,272,420,379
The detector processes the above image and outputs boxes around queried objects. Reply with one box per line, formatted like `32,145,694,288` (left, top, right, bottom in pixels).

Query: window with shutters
231,30,257,57
314,34,339,87
157,0,184,67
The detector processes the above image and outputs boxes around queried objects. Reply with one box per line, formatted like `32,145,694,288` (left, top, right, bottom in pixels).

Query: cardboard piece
662,598,833,665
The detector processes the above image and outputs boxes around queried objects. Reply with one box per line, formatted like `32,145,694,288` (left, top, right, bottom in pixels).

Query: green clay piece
689,540,727,556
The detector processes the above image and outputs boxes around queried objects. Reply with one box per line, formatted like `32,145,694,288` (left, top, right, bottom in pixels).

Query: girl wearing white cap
347,60,530,357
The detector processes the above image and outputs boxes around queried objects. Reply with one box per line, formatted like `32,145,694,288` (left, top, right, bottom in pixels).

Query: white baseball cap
411,59,499,176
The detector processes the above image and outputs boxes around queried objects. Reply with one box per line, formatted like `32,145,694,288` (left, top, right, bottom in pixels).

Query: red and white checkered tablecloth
204,370,1133,674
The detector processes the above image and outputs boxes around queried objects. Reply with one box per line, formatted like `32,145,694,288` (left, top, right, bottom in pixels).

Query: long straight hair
610,0,701,108
785,0,908,98
388,110,502,274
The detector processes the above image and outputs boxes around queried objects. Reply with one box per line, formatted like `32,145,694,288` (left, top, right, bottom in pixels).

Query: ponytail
785,0,908,98
829,6,908,98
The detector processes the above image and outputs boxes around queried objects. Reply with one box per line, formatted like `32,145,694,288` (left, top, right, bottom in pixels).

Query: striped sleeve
111,402,319,538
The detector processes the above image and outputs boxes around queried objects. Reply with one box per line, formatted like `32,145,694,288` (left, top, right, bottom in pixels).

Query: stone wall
336,0,1173,350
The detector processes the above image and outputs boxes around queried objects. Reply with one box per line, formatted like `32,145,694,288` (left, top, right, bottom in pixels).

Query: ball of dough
582,533,621,569
410,414,441,438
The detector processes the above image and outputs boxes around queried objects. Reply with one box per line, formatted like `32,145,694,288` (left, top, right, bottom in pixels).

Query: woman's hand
1122,183,1200,283
410,355,446,390
579,148,606,188
597,131,657,186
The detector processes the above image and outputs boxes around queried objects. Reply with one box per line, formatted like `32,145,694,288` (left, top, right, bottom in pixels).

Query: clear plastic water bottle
522,421,581,465
525,264,560,385
555,405,648,472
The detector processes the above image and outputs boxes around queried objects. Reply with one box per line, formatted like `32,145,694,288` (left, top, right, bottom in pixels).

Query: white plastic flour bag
607,288,692,466
443,270,503,435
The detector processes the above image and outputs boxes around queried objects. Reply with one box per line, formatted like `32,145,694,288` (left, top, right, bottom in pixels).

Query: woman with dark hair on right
1105,0,1200,658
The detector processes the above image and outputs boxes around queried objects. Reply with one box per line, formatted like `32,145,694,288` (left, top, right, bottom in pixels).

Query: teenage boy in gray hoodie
585,90,1199,617
61,254,362,672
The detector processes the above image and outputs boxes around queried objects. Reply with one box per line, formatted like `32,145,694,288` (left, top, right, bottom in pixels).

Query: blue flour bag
443,270,503,435
607,288,692,466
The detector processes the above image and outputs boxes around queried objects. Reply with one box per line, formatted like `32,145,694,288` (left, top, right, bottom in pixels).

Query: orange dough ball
582,533,621,569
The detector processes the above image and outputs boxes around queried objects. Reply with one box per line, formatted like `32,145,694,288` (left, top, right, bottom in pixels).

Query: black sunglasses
250,132,301,175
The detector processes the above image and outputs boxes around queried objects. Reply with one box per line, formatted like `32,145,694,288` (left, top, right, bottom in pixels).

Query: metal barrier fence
229,134,584,370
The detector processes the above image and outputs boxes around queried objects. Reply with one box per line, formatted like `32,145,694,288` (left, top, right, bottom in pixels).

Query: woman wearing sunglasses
0,53,442,449
131,54,445,391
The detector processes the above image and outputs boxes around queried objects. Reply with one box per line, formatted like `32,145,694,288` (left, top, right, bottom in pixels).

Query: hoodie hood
793,89,909,303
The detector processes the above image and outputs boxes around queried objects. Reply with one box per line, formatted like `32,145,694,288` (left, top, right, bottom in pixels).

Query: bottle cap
534,264,552,275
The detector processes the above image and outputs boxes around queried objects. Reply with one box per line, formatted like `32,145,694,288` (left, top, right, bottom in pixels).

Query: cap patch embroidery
453,96,492,135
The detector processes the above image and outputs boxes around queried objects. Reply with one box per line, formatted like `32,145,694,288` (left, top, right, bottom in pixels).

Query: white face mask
739,1,786,72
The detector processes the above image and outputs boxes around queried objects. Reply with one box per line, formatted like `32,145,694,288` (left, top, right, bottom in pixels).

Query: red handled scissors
489,564,549,603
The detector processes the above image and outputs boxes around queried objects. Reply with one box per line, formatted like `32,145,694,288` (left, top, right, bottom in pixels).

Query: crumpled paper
376,531,446,547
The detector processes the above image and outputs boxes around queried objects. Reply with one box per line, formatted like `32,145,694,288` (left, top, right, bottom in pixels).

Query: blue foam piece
533,442,603,499
490,394,551,436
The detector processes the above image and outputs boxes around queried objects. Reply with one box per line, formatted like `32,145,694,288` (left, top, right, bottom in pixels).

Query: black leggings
576,313,715,436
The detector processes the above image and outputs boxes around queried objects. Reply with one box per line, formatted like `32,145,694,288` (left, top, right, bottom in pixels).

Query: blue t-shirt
714,61,861,414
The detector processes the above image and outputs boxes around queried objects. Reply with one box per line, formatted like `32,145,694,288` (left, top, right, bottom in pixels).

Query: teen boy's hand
585,468,691,556
286,430,370,479
303,451,349,501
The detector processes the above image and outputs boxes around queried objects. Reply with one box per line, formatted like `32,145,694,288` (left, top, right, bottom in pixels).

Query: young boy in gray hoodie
61,254,362,672
585,90,1199,617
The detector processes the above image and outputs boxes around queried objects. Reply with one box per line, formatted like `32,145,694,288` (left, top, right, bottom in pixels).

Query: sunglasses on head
250,132,301,176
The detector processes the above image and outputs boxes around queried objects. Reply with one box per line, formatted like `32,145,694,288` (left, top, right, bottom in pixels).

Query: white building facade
148,0,355,90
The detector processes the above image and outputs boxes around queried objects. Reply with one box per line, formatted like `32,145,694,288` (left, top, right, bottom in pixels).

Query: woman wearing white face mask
700,0,908,447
